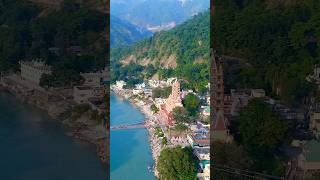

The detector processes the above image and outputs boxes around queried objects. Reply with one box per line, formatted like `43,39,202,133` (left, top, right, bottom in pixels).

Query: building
307,65,320,86
310,112,320,138
201,106,210,116
194,146,210,160
20,59,52,85
73,70,106,104
132,88,143,95
251,89,266,98
187,132,210,147
298,140,320,174
80,68,107,86
135,82,146,90
170,136,189,146
73,86,104,104
159,79,183,126
115,80,126,89
197,161,210,180
211,51,233,143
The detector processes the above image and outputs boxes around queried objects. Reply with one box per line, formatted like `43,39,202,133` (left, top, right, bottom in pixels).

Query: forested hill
213,0,320,106
0,0,106,87
110,15,152,48
110,11,210,92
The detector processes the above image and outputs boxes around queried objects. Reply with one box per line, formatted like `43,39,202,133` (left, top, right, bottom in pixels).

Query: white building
307,66,320,85
135,82,146,90
80,68,107,86
310,112,320,138
73,86,104,104
73,70,106,104
20,59,52,85
148,80,160,88
115,80,126,89
251,89,266,98
132,89,143,95
194,147,210,160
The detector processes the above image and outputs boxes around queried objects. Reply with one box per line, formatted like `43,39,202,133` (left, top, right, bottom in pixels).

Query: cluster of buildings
3,59,108,117
211,52,320,178
307,65,320,88
112,75,211,179
73,69,108,113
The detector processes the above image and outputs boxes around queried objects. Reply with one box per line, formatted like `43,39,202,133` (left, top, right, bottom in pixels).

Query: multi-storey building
20,59,52,85
159,79,183,126
211,51,232,143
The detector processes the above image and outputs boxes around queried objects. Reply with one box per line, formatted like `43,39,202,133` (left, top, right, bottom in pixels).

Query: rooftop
304,140,320,162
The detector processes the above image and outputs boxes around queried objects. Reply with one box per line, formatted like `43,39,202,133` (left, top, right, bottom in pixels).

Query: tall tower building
211,50,232,143
159,79,183,126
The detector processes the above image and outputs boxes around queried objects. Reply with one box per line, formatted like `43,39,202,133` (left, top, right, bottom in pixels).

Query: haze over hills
110,0,209,32
110,15,152,48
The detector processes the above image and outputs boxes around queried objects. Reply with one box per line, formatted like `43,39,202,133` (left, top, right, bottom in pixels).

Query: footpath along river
110,93,155,179
0,91,107,180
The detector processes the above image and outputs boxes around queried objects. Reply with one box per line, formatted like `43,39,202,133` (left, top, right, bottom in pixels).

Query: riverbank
111,87,163,178
0,76,106,164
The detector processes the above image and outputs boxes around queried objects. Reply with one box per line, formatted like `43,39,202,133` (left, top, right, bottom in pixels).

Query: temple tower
171,79,181,100
211,50,232,143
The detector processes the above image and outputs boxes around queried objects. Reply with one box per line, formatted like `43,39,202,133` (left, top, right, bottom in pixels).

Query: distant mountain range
110,15,152,48
110,0,209,32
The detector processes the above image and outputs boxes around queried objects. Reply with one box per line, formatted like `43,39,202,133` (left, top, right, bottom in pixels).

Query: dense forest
110,11,210,93
0,0,106,87
214,0,320,106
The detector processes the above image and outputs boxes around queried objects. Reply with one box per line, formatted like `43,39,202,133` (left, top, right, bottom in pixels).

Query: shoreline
0,81,106,164
111,88,162,178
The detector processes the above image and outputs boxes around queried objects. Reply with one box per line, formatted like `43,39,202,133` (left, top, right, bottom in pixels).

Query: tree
150,104,159,113
183,93,200,116
172,107,191,123
212,142,253,179
238,99,288,153
162,137,167,146
157,146,197,180
174,123,188,132
236,99,289,175
152,87,172,99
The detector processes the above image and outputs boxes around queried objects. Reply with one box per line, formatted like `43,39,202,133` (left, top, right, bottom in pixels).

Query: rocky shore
111,87,163,177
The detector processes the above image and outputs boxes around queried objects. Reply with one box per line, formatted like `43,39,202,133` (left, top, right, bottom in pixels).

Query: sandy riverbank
111,88,162,178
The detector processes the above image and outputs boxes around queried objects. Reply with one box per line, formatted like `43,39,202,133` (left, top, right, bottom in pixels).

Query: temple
159,79,183,126
211,51,232,143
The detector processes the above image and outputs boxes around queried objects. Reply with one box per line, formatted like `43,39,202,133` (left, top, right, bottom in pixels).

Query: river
110,93,155,180
0,91,107,180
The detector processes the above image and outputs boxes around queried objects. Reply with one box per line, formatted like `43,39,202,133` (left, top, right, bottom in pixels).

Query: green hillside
110,11,210,92
214,0,320,105
0,0,106,87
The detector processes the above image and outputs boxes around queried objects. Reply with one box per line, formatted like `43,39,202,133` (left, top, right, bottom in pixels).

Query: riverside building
20,59,52,85
159,79,183,126
73,70,106,104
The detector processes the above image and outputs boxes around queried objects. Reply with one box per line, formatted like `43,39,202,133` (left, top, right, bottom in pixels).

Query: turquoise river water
110,93,155,180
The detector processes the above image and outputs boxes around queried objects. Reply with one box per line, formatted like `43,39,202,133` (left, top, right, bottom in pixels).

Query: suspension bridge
110,122,146,131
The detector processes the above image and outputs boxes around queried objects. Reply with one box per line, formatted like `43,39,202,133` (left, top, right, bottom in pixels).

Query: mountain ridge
110,15,152,48
111,11,210,92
